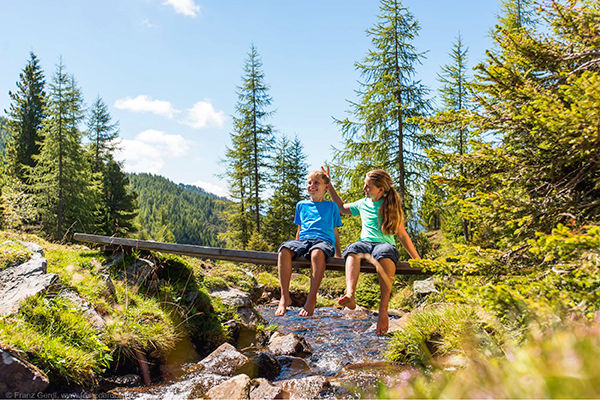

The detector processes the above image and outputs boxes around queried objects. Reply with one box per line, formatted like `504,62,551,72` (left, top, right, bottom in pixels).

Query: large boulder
252,352,281,380
210,288,252,308
275,356,312,380
0,252,58,316
0,348,49,394
199,343,255,377
250,378,288,400
206,373,252,400
275,376,330,400
267,332,312,357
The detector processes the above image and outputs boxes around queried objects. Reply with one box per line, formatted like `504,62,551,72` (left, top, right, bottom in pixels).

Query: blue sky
0,0,501,197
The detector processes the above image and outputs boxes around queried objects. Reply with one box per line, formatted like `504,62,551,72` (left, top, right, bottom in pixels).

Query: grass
0,240,32,270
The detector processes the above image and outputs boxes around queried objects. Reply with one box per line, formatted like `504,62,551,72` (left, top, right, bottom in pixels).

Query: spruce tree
98,158,137,235
31,60,93,240
86,96,119,173
263,135,308,249
223,45,275,246
5,52,46,183
334,0,434,212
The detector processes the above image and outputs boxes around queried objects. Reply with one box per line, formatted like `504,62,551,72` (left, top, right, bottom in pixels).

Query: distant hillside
128,173,229,247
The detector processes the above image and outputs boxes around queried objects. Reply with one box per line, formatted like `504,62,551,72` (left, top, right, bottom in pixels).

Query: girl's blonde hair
366,169,403,235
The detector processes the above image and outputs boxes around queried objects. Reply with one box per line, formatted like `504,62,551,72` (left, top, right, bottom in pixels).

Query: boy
275,170,342,317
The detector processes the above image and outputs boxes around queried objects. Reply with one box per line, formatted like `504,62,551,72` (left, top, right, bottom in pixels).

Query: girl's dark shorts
342,241,400,265
278,238,335,260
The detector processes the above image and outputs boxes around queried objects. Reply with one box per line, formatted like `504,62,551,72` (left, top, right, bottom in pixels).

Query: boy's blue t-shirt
294,200,342,246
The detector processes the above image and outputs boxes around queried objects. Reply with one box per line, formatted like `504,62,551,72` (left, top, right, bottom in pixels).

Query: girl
323,167,421,335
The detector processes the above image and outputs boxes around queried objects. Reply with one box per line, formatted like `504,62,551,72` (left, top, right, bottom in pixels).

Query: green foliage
387,304,505,366
0,175,39,230
0,295,111,386
96,158,137,236
387,320,600,399
355,274,381,309
86,96,119,173
0,241,31,270
128,173,227,246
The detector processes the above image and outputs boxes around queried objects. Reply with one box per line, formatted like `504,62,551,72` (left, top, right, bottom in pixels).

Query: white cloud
163,0,201,17
182,101,226,129
192,180,229,198
114,95,178,118
114,130,190,174
136,129,190,156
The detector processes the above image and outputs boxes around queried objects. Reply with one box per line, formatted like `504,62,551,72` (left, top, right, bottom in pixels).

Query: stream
115,305,412,399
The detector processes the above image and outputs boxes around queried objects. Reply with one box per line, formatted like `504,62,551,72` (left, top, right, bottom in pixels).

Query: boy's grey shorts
278,238,335,260
342,241,400,265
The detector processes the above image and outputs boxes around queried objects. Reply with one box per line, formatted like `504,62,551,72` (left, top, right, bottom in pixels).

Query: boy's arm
321,165,351,215
334,227,342,258
295,225,301,240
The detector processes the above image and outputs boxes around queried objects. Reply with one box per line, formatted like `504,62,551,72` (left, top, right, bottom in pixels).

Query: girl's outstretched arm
321,165,351,215
397,224,421,260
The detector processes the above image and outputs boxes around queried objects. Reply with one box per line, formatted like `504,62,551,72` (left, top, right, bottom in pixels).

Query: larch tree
4,52,46,183
223,45,275,247
30,60,93,240
334,0,434,215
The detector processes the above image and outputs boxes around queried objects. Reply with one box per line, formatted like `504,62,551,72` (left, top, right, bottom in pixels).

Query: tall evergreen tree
223,45,275,246
334,0,434,212
97,158,137,235
30,60,93,240
86,96,119,173
263,135,308,249
4,52,46,182
498,0,536,30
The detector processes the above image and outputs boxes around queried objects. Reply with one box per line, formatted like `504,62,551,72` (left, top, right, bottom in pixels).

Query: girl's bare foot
376,312,389,335
299,298,316,317
337,294,356,310
275,297,291,316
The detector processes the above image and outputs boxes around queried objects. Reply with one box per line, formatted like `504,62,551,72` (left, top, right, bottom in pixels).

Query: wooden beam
73,233,427,275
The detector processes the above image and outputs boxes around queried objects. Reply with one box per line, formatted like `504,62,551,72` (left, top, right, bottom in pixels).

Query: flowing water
114,305,411,399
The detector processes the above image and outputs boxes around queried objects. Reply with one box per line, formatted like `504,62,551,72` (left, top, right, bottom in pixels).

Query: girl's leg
338,253,361,309
299,249,326,317
275,247,294,316
376,257,396,335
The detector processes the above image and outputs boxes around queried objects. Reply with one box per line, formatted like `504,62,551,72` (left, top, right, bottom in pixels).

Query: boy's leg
375,257,396,335
338,253,361,310
299,248,326,317
275,247,294,316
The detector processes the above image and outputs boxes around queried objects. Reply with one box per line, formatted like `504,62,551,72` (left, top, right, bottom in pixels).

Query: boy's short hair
307,170,330,185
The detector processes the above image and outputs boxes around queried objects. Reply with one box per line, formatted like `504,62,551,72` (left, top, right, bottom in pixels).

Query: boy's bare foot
337,294,356,310
376,312,389,335
275,297,291,316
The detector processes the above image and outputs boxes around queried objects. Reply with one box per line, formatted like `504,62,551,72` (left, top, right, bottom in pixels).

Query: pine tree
86,96,119,173
334,0,434,213
498,0,536,30
30,60,93,240
98,158,137,235
263,135,308,249
223,45,275,246
5,52,46,183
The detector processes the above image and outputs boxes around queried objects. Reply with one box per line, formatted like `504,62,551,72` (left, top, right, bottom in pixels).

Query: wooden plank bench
73,233,427,275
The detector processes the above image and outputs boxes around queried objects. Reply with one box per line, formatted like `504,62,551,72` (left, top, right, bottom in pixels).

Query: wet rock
98,374,142,391
253,352,281,380
211,288,252,308
275,376,330,400
206,373,252,400
199,343,255,377
267,332,312,357
0,252,58,316
0,348,49,393
237,306,263,327
250,378,288,400
58,289,106,331
413,278,438,295
275,356,311,379
333,361,415,392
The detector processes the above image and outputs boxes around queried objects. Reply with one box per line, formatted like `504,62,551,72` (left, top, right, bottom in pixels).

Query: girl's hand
321,165,330,179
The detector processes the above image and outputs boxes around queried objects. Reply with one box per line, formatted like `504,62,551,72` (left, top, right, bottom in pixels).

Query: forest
0,0,599,397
